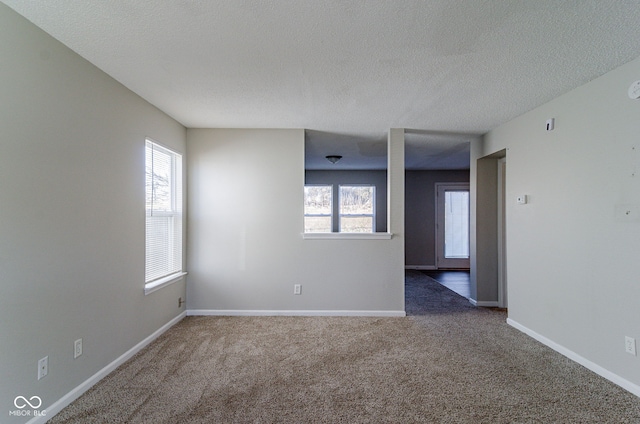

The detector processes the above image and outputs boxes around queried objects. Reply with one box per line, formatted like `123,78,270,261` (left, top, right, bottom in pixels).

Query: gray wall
474,56,640,393
405,170,470,268
0,5,187,422
473,156,500,303
186,129,405,314
305,170,387,232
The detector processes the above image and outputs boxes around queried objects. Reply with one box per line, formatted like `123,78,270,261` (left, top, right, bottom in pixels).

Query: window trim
338,185,376,233
144,138,184,294
144,271,187,295
302,232,392,240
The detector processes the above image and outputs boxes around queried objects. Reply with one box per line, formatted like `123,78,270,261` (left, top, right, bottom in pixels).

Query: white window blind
145,139,183,284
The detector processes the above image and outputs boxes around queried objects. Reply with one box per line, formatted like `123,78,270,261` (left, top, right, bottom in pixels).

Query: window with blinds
145,139,183,285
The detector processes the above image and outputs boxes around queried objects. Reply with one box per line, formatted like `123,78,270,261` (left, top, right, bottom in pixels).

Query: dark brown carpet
49,271,640,423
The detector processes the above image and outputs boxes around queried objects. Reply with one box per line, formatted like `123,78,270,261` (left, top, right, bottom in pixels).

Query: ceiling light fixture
325,155,342,164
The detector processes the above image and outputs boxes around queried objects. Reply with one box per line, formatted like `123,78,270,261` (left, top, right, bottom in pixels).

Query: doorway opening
436,183,470,269
474,149,507,308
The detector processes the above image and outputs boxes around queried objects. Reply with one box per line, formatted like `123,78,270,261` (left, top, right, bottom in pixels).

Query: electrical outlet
294,284,301,295
625,336,637,356
37,356,48,380
74,338,83,359
178,297,185,308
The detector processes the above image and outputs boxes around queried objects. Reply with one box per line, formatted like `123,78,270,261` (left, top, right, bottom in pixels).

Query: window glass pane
340,216,373,233
146,146,173,213
339,186,374,214
304,186,332,215
304,216,332,233
304,185,332,233
444,191,469,259
339,186,375,232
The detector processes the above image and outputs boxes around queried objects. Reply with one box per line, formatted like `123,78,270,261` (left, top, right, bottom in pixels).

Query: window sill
302,233,393,240
144,271,187,295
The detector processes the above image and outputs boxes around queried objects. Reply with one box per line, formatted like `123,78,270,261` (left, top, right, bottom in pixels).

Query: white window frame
144,139,186,295
338,185,376,233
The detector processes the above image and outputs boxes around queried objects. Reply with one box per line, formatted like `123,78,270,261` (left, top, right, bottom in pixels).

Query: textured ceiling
4,1,640,169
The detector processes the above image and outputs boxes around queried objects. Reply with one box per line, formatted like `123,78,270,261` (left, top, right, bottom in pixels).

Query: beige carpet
50,272,640,423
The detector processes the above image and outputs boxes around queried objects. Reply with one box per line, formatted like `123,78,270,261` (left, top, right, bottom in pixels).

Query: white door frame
435,183,470,269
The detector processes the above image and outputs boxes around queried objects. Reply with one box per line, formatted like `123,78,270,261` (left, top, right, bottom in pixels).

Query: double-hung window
339,185,375,233
303,185,332,233
145,139,183,293
304,184,376,233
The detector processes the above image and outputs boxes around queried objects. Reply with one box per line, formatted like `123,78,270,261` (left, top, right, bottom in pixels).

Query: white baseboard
507,318,640,398
468,299,499,307
187,309,406,317
30,311,187,424
405,265,437,270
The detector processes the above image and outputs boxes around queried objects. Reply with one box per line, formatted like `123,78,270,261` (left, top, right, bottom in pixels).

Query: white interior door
436,183,470,269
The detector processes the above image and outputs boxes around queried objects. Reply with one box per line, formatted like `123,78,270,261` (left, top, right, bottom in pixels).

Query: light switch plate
74,338,83,358
625,336,637,356
37,356,48,380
